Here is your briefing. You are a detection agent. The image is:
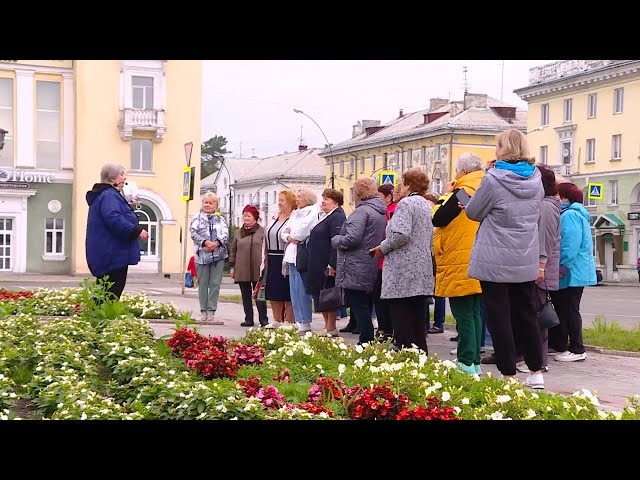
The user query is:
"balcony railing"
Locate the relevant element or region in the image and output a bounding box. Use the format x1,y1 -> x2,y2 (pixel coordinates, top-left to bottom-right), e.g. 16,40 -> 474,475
119,108 -> 166,142
550,164 -> 572,177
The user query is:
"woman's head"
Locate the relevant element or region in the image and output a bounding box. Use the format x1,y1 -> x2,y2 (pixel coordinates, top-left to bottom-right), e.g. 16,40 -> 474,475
353,177 -> 378,203
377,184 -> 395,205
101,164 -> 126,190
401,167 -> 430,196
495,129 -> 534,164
557,182 -> 583,204
242,204 -> 260,225
321,188 -> 343,212
296,188 -> 317,209
536,164 -> 558,197
201,191 -> 219,214
278,189 -> 297,213
455,153 -> 483,179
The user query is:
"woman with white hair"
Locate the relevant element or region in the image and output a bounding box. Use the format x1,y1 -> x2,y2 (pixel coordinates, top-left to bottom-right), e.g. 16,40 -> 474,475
190,191 -> 229,324
281,188 -> 319,334
431,152 -> 484,374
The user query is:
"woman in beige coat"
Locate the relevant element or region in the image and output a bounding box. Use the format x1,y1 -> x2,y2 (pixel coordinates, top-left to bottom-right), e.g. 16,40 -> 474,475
229,205 -> 269,327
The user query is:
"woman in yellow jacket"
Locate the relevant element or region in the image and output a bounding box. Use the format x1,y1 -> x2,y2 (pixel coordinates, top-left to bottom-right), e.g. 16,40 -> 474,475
432,153 -> 484,375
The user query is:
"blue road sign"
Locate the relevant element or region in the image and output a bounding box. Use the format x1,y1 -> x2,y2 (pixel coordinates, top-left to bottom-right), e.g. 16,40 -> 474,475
379,171 -> 396,186
587,183 -> 603,200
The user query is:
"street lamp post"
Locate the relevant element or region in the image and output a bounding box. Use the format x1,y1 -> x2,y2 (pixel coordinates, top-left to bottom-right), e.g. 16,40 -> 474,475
218,157 -> 234,229
293,109 -> 335,189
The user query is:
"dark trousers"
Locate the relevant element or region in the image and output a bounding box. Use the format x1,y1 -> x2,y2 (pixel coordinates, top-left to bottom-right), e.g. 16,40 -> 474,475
373,270 -> 393,335
425,296 -> 446,331
98,266 -> 128,301
345,288 -> 374,344
514,287 -> 549,367
238,281 -> 268,326
388,295 -> 428,353
548,287 -> 585,354
480,281 -> 542,375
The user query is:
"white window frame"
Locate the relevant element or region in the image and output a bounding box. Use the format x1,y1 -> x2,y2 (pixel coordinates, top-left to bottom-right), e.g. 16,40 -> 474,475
383,153 -> 388,169
350,159 -> 355,176
0,78 -> 14,167
541,103 -> 549,126
359,157 -> 365,173
0,217 -> 13,271
120,60 -> 166,111
614,88 -> 624,114
585,187 -> 597,207
434,178 -> 443,195
586,139 -> 596,163
563,99 -> 572,123
587,93 -> 597,118
35,80 -> 62,170
421,147 -> 427,165
370,155 -> 376,172
339,160 -> 344,177
130,139 -> 153,172
610,180 -> 619,206
132,76 -> 154,110
539,145 -> 548,165
407,149 -> 413,168
43,217 -> 66,261
612,134 -> 622,160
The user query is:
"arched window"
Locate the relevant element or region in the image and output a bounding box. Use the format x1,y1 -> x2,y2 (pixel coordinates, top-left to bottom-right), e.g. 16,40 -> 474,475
134,203 -> 158,257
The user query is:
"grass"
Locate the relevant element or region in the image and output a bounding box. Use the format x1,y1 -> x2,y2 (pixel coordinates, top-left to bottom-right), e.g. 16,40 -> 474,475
583,316 -> 640,352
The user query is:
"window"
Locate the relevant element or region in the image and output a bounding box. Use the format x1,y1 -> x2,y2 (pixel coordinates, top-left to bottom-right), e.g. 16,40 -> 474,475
132,76 -> 154,110
273,191 -> 276,204
44,217 -> 64,255
349,187 -> 354,204
36,81 -> 61,170
584,187 -> 597,207
350,159 -> 355,176
339,161 -> 344,177
359,157 -> 365,173
0,78 -> 14,167
383,153 -> 388,169
421,146 -> 427,165
541,103 -> 549,126
370,155 -> 376,172
407,149 -> 413,168
134,204 -> 158,256
612,134 -> 622,160
561,141 -> 571,165
563,99 -> 572,122
586,139 -> 596,163
0,218 -> 12,270
396,152 -> 401,172
434,178 -> 443,194
587,94 -> 597,118
614,88 -> 624,114
610,180 -> 618,205
540,146 -> 548,165
130,139 -> 153,171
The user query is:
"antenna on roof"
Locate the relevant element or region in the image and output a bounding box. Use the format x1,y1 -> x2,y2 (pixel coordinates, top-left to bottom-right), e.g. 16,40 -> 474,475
239,142 -> 243,158
462,66 -> 470,94
498,60 -> 505,100
299,126 -> 304,146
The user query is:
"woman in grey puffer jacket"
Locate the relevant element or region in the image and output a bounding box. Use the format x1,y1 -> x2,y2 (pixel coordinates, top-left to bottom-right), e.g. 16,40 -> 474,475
331,177 -> 386,345
465,129 -> 545,389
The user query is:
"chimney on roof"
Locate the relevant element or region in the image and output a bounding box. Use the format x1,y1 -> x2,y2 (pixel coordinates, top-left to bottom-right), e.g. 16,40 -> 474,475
450,101 -> 465,117
298,144 -> 308,151
398,108 -> 404,118
352,121 -> 363,138
429,98 -> 449,111
463,93 -> 488,110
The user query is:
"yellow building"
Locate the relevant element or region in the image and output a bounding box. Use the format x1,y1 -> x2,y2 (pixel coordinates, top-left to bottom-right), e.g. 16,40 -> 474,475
0,60 -> 202,275
515,60 -> 640,282
322,94 -> 527,215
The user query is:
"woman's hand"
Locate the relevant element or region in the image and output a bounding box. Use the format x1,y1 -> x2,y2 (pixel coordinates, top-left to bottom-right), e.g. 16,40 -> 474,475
369,245 -> 384,259
139,229 -> 149,241
327,266 -> 336,277
230,268 -> 235,280
537,269 -> 545,282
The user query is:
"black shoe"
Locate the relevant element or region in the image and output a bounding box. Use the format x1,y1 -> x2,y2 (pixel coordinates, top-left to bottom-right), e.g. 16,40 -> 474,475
480,353 -> 497,364
450,335 -> 458,342
339,323 -> 356,333
427,326 -> 444,334
240,321 -> 255,327
352,328 -> 360,335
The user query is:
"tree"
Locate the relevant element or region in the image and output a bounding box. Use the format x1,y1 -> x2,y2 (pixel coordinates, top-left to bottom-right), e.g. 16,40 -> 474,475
201,135 -> 231,179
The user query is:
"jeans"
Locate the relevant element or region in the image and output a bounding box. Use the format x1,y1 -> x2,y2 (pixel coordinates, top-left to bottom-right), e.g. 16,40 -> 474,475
425,296 -> 446,331
196,261 -> 224,314
288,262 -> 313,324
345,288 -> 374,344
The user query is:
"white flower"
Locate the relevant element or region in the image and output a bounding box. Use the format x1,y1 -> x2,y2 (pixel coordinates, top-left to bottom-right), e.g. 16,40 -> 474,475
354,358 -> 365,369
496,395 -> 511,404
453,406 -> 461,414
442,392 -> 451,402
611,410 -> 623,420
597,410 -> 609,419
355,344 -> 364,354
303,348 -> 313,356
563,402 -> 571,409
369,366 -> 379,373
531,392 -> 539,399
80,412 -> 87,420
461,398 -> 469,405
285,349 -> 294,356
526,409 -> 537,419
490,411 -> 504,420
338,364 -> 346,375
369,355 -> 378,363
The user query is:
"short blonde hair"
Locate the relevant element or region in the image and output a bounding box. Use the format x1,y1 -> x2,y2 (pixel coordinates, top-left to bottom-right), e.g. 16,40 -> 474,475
496,129 -> 534,164
100,164 -> 125,183
202,191 -> 219,205
353,177 -> 378,202
297,188 -> 317,207
279,189 -> 297,211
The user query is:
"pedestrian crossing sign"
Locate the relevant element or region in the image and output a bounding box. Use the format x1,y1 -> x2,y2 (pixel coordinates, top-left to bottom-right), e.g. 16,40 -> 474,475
587,183 -> 603,200
379,171 -> 397,186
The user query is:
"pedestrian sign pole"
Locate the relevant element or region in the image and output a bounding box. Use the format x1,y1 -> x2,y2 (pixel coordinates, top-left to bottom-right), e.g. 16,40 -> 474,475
587,183 -> 603,200
181,142 -> 194,296
379,171 -> 397,186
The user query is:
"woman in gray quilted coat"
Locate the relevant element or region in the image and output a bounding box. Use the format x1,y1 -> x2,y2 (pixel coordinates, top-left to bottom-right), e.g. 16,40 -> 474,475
465,129 -> 545,389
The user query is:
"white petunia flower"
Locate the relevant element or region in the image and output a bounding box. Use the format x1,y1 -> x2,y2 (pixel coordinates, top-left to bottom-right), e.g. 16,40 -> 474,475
285,349 -> 294,356
496,395 -> 511,404
354,358 -> 365,368
490,411 -> 504,420
461,398 -> 469,405
442,392 -> 451,402
338,364 -> 346,375
369,355 -> 377,363
526,409 -> 537,419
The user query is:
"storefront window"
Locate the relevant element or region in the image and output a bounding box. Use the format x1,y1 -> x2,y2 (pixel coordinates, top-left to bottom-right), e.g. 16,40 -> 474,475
134,204 -> 158,257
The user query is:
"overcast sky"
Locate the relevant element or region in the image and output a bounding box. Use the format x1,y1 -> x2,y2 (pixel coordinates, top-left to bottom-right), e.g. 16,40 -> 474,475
202,60 -> 556,159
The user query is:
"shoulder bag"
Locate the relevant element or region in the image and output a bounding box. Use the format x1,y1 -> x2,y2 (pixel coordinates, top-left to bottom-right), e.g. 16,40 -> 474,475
537,280 -> 560,330
317,276 -> 345,312
295,239 -> 309,272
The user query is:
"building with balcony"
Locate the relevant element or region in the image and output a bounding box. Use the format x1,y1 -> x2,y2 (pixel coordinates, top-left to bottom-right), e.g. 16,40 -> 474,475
515,60 -> 640,282
0,60 -> 202,275
322,93 -> 527,214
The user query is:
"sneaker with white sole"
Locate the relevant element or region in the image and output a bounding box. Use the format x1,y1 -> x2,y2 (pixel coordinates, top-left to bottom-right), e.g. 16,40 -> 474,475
450,348 -> 457,355
525,373 -> 545,389
297,322 -> 312,334
516,361 -> 529,373
200,312 -> 208,322
555,352 -> 586,362
554,350 -> 571,359
264,321 -> 284,329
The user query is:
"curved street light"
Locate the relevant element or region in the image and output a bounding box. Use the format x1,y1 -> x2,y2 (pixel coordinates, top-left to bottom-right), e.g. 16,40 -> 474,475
293,109 -> 335,189
217,157 -> 234,229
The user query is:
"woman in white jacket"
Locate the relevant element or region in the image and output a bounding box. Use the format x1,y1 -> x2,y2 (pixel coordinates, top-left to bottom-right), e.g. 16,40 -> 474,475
281,188 -> 319,334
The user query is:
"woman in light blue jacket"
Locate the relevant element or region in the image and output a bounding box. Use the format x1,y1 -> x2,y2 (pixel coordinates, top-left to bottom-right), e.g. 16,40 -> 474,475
549,182 -> 596,363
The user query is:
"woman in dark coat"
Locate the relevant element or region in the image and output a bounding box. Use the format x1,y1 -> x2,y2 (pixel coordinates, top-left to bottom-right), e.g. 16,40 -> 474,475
306,189 -> 347,336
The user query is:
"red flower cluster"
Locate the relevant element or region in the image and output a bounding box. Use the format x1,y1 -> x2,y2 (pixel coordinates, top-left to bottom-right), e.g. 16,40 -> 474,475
183,343 -> 239,379
0,290 -> 34,301
232,343 -> 265,366
272,368 -> 291,383
296,402 -> 335,417
395,397 -> 460,420
73,303 -> 81,315
167,328 -> 209,358
238,376 -> 263,397
308,376 -> 347,404
237,376 -> 284,409
346,382 -> 410,420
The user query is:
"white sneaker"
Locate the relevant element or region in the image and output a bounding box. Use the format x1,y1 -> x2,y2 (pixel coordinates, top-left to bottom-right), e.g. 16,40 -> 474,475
525,373 -> 545,389
554,350 -> 571,358
555,352 -> 587,362
516,361 -> 529,373
264,321 -> 284,329
200,312 -> 208,322
297,322 -> 312,334
450,348 -> 457,355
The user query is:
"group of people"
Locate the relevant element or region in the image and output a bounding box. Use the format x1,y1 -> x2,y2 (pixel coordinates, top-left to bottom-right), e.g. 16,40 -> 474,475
86,128 -> 598,390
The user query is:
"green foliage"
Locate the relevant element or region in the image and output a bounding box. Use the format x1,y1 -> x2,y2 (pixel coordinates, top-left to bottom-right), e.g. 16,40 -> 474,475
583,316 -> 640,352
201,135 -> 230,179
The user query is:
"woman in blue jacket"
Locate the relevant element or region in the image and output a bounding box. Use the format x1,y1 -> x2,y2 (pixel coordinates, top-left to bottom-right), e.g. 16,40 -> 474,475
85,164 -> 148,300
549,182 -> 597,362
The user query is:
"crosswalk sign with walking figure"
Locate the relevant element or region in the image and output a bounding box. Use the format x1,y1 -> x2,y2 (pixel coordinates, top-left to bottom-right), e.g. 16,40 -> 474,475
587,182 -> 603,200
379,171 -> 397,186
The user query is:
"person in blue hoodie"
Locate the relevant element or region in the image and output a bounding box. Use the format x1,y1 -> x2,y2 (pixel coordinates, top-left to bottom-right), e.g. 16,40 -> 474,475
549,182 -> 596,362
85,164 -> 148,300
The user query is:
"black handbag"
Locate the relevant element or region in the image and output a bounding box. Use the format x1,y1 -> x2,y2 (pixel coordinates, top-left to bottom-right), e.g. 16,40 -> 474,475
317,276 -> 345,312
295,240 -> 308,272
537,282 -> 560,330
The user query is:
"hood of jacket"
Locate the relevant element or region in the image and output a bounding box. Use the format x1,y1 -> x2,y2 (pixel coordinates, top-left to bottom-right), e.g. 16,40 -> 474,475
357,195 -> 387,215
562,201 -> 591,221
86,183 -> 117,206
487,165 -> 542,200
454,169 -> 484,192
